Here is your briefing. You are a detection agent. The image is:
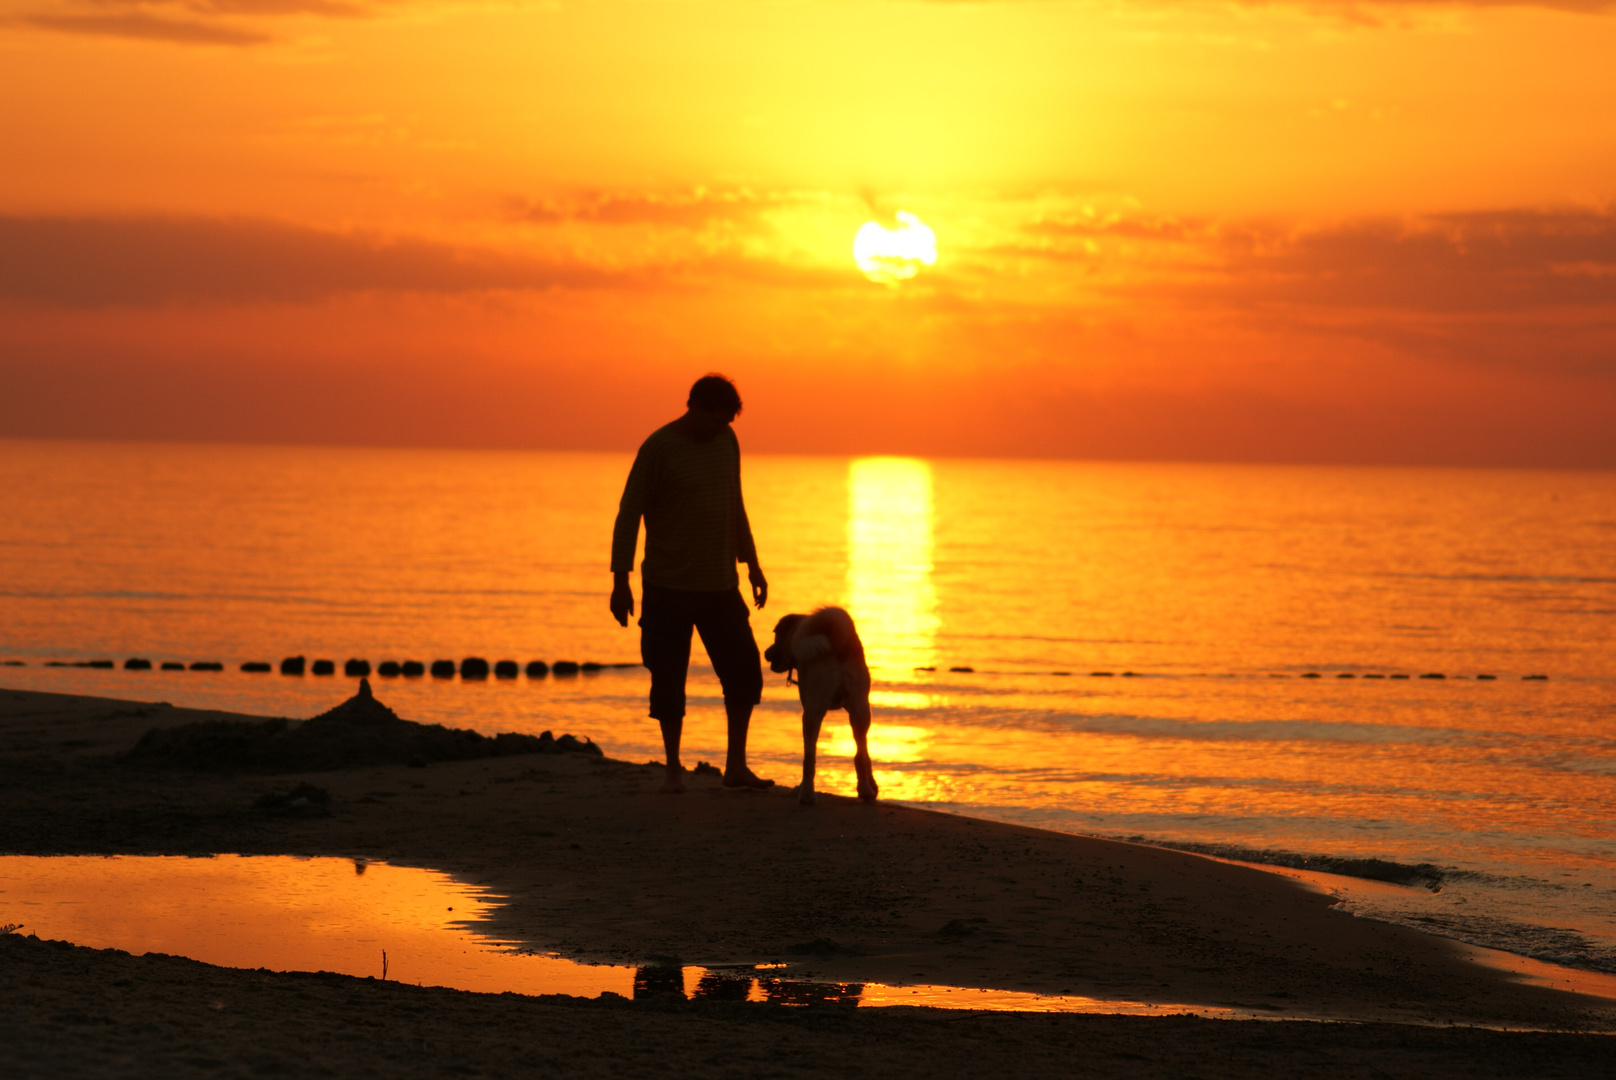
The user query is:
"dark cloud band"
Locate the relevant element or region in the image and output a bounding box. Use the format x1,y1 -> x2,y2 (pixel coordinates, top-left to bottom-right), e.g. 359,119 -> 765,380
14,12 -> 273,44
1030,208 -> 1616,315
14,0 -> 1614,51
0,217 -> 620,307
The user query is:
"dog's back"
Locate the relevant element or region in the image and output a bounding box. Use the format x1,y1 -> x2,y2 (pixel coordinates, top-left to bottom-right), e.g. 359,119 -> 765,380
795,606 -> 865,669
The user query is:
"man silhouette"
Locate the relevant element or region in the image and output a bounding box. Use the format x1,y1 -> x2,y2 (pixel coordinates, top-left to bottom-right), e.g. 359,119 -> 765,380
610,374 -> 772,793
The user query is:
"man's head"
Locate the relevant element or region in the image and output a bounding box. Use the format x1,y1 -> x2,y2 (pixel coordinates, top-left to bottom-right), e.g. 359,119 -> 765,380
688,374 -> 741,418
683,374 -> 742,439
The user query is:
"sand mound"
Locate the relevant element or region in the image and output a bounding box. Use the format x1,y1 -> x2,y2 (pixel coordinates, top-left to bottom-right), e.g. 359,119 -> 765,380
125,679 -> 601,771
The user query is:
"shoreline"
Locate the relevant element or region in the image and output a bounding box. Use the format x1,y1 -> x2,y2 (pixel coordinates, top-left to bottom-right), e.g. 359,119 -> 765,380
1212,859 -> 1616,1004
4,683 -> 1616,1074
6,659 -> 1612,985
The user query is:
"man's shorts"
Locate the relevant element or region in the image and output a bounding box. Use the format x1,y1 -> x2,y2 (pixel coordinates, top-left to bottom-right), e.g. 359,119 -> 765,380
639,584 -> 763,722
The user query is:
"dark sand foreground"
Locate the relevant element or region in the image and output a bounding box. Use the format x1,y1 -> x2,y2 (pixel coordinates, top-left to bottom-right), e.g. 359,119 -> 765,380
2,686 -> 1612,1078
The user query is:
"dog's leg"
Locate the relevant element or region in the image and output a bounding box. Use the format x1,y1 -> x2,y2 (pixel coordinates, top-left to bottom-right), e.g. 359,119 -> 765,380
848,695 -> 878,802
799,705 -> 827,806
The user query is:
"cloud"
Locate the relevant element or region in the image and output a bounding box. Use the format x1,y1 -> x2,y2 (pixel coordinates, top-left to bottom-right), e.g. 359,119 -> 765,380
10,204 -> 1614,388
1033,213 -> 1195,245
1208,210 -> 1616,376
0,213 -> 851,307
14,10 -> 273,43
14,0 -> 1616,52
1004,203 -> 1616,376
0,216 -> 626,306
8,0 -> 378,45
507,189 -> 813,229
1304,0 -> 1616,13
924,0 -> 1616,16
184,0 -> 369,14
1212,210 -> 1616,313
1024,206 -> 1616,314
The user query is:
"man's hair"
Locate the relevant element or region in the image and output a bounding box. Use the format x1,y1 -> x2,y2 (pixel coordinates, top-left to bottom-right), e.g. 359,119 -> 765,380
688,374 -> 742,417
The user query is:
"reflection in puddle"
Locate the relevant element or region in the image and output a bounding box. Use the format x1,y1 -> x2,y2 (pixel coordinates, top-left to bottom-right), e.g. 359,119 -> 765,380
631,967 -> 1233,1015
633,966 -> 865,1006
1,855 -> 1236,1016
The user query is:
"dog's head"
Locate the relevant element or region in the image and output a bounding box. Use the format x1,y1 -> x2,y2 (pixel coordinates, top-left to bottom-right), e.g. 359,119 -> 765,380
763,614 -> 808,674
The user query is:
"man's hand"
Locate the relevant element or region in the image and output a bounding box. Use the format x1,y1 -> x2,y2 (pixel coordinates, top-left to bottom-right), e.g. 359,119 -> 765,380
747,562 -> 768,609
610,573 -> 635,627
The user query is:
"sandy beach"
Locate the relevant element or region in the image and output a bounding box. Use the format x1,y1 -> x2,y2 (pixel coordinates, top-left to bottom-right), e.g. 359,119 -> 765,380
3,684 -> 1613,1078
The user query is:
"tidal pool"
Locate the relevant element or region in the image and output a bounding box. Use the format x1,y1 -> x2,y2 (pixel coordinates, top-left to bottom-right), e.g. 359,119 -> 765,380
0,854 -> 1237,1015
0,854 -> 627,997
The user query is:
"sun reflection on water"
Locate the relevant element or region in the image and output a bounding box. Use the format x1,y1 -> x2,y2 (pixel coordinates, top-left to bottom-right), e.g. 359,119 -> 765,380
825,722 -> 933,763
868,690 -> 937,710
845,457 -> 939,677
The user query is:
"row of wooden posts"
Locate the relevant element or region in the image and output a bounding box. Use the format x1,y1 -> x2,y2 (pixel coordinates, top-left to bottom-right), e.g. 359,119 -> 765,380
273,657 -> 636,678
12,658 -> 1548,680
25,657 -> 634,678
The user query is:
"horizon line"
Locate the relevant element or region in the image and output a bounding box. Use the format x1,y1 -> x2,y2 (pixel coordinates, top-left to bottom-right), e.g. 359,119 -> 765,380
1,433 -> 1612,473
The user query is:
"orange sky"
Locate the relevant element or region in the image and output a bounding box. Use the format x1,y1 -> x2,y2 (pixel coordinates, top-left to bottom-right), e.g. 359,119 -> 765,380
2,0 -> 1613,464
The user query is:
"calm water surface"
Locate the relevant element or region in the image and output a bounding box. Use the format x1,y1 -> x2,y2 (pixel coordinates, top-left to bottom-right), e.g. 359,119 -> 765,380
1,439 -> 1612,973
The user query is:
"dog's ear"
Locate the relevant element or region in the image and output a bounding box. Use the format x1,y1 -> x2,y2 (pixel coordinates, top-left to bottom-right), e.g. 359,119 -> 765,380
766,614 -> 806,673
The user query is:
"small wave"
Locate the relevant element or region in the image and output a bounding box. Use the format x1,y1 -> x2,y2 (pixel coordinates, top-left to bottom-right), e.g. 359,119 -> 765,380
1397,912 -> 1616,975
1117,837 -> 1448,890
927,707 -> 1466,746
1378,571 -> 1616,586
1127,839 -> 1616,977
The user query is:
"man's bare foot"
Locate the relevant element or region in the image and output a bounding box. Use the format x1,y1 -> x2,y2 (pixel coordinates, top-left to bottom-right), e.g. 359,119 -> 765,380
797,784 -> 817,806
659,765 -> 686,794
722,766 -> 775,790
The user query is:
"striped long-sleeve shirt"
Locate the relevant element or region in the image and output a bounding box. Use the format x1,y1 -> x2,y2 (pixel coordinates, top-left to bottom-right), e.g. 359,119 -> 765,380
610,421 -> 758,591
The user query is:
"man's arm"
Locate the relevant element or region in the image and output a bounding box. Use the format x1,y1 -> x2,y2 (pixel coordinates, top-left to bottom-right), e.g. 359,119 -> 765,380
610,571 -> 634,627
610,445 -> 654,627
734,438 -> 766,609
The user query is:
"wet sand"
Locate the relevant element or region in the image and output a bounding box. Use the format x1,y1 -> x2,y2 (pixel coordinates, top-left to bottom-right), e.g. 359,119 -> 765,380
3,685 -> 1613,1077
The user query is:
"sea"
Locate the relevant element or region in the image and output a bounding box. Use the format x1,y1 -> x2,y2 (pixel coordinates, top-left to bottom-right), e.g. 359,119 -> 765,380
2,438 -> 1612,976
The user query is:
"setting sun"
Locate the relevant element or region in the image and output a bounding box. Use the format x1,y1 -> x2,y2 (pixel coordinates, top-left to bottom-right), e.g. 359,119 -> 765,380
852,211 -> 938,285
